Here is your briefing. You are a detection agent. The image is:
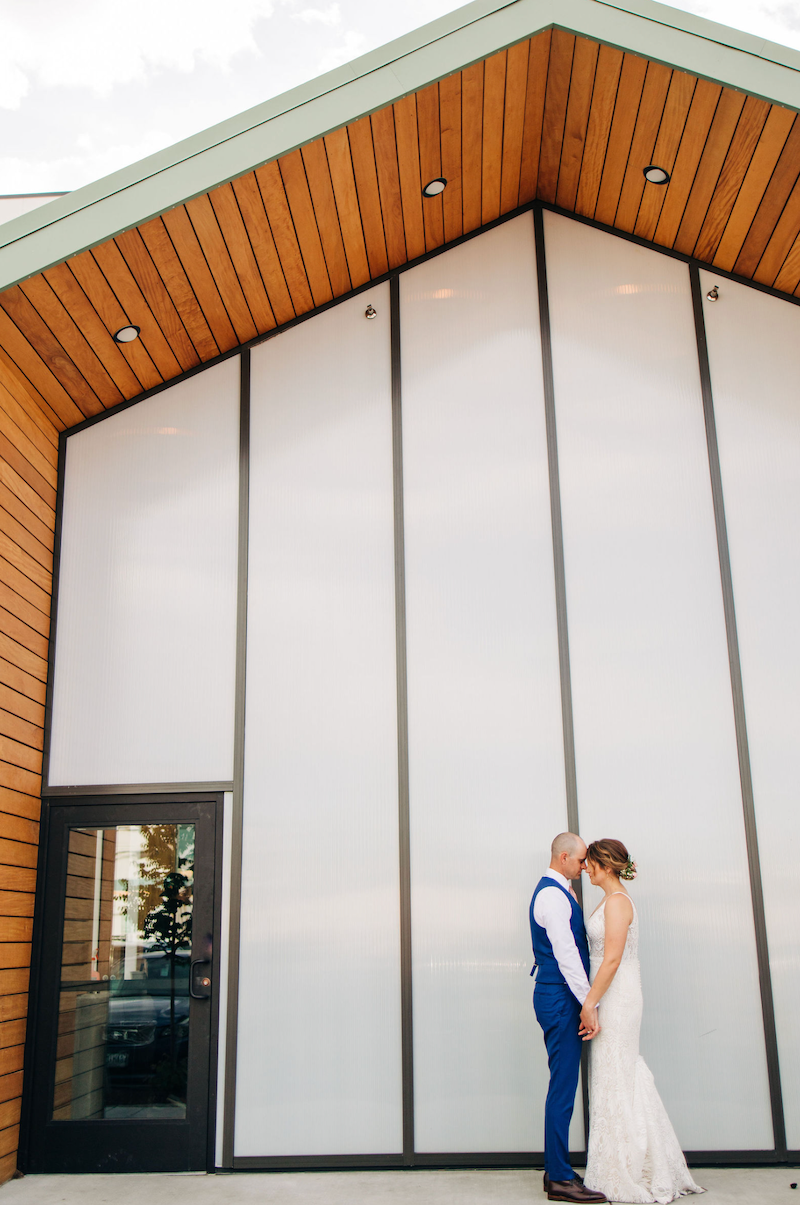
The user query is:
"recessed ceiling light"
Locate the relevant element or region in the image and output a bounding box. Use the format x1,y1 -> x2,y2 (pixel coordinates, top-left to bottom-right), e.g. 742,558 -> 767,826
643,165 -> 670,185
422,177 -> 447,197
113,324 -> 140,343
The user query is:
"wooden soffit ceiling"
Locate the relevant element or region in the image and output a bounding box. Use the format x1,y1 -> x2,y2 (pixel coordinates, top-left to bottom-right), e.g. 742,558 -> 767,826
2,26 -> 800,432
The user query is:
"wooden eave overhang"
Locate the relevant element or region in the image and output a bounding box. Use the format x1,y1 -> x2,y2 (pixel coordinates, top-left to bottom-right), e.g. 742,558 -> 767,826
1,0 -> 800,435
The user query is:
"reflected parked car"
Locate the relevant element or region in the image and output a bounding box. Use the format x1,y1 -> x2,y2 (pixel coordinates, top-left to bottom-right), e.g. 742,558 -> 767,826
104,949 -> 190,1103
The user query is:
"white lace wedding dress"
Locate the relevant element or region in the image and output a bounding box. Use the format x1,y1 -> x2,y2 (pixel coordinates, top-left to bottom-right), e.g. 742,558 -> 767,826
583,894 -> 704,1204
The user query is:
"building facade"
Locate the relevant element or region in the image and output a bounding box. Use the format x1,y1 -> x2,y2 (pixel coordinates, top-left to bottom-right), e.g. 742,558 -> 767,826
0,0 -> 799,1180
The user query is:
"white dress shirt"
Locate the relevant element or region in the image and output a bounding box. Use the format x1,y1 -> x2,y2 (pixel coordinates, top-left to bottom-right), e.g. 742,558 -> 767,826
532,870 -> 591,1004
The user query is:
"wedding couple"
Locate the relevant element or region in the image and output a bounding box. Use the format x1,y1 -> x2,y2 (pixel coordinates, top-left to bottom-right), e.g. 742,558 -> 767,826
530,832 -> 705,1204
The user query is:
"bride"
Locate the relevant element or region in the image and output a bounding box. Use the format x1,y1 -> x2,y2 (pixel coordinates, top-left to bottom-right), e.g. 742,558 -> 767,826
578,839 -> 704,1204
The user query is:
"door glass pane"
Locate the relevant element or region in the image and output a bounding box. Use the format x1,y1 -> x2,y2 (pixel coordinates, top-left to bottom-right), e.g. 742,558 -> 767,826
54,823 -> 195,1121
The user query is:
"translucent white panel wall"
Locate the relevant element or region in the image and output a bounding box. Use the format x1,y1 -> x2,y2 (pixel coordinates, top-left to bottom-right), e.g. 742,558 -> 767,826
49,359 -> 240,785
401,215 -> 572,1153
700,270 -> 800,1149
236,285 -> 402,1156
544,211 -> 773,1149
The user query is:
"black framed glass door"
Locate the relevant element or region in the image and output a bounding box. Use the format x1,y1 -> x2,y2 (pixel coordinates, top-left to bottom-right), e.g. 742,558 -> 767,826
24,795 -> 221,1173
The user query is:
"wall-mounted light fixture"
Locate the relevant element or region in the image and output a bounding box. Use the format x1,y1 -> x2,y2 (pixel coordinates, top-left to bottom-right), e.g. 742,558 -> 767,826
365,304 -> 377,320
642,165 -> 670,185
113,325 -> 141,343
422,178 -> 447,197
706,285 -> 720,302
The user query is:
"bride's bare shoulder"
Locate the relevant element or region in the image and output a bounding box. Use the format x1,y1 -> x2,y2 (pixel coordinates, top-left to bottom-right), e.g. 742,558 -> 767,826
605,892 -> 634,923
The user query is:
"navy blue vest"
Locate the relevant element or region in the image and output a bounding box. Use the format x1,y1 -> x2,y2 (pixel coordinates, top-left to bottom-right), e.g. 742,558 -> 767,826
529,875 -> 590,984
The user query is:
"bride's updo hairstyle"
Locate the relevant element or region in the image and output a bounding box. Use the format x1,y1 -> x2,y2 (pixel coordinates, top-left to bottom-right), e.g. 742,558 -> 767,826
586,838 -> 637,881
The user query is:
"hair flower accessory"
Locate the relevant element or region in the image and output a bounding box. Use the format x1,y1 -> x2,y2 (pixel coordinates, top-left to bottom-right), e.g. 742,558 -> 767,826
620,858 -> 637,881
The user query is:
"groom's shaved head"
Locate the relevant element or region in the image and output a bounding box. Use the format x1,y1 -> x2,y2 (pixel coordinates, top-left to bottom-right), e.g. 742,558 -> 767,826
549,832 -> 587,881
551,832 -> 583,859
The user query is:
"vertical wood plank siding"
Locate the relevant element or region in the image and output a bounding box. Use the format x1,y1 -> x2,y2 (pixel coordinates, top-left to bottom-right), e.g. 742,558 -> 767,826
0,353 -> 56,1183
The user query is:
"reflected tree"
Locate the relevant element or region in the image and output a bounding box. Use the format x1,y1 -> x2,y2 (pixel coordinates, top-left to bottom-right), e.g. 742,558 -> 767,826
144,871 -> 192,1097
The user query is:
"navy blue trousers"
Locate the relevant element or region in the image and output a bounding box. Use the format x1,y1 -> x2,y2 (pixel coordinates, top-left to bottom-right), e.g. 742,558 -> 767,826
534,982 -> 582,1183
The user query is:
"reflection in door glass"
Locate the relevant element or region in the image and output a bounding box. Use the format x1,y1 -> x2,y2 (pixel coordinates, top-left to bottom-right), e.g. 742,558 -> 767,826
54,824 -> 194,1120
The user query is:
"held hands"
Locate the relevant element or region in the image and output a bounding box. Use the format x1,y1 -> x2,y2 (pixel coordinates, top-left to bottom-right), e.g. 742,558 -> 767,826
579,1000 -> 600,1041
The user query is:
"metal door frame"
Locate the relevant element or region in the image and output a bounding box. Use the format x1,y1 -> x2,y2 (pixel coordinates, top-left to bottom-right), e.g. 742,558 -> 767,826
20,793 -> 224,1174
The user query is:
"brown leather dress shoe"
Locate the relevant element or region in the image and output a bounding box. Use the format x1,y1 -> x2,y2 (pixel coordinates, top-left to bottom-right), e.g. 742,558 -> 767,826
546,1180 -> 607,1203
543,1172 -> 584,1192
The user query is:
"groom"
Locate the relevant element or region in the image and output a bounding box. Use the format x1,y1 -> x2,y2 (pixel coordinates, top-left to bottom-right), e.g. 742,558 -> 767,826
530,833 -> 607,1204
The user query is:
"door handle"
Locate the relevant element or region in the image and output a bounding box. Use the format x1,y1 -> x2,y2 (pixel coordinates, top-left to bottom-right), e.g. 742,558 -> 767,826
190,958 -> 212,999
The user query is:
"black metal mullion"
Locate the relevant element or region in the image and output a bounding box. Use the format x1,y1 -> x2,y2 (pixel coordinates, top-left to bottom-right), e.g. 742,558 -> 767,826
690,265 -> 786,1158
533,205 -> 580,839
532,203 -> 589,1147
221,349 -> 251,1167
231,1148 -> 795,1170
40,430 -> 68,793
390,274 -> 415,1163
43,780 -> 233,796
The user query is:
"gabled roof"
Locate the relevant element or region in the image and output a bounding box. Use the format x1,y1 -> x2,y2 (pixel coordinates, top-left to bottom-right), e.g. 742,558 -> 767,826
1,0 -> 799,429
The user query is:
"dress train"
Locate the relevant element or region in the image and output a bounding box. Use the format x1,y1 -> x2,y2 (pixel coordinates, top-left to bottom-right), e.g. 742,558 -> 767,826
583,896 -> 704,1204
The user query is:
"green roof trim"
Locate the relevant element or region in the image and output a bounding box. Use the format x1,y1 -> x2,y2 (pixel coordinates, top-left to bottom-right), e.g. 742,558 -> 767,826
1,0 -> 799,294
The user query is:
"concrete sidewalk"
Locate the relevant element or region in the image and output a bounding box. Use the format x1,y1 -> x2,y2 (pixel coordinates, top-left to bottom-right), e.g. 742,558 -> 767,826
2,1168 -> 798,1205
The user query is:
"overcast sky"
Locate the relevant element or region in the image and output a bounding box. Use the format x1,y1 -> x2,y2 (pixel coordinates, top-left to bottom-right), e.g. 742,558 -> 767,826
1,0 -> 799,196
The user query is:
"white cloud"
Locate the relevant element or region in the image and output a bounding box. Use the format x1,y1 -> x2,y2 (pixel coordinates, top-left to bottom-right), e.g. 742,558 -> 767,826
768,2 -> 800,32
0,0 -> 276,109
0,129 -> 175,192
0,59 -> 28,110
674,0 -> 800,49
2,0 -> 799,196
2,0 -> 799,118
316,29 -> 367,73
293,4 -> 341,26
